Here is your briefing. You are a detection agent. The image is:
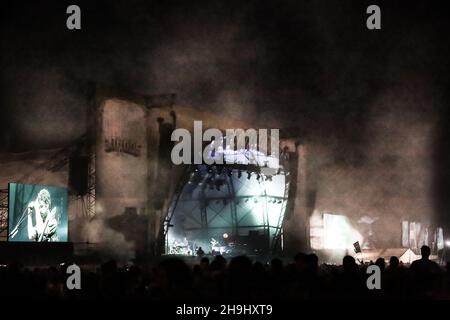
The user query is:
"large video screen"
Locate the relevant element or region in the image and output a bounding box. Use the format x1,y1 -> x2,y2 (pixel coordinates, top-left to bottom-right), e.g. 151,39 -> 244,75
8,183 -> 68,242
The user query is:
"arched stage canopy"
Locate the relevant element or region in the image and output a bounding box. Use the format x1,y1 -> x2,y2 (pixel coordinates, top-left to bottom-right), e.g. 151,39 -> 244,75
163,161 -> 290,256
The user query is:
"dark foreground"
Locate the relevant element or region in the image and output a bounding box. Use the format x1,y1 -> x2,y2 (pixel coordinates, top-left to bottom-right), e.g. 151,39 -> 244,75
1,252 -> 449,300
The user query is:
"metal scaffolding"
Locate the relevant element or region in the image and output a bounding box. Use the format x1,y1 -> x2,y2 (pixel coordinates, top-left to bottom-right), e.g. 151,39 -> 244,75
71,150 -> 96,220
163,163 -> 291,255
0,189 -> 8,240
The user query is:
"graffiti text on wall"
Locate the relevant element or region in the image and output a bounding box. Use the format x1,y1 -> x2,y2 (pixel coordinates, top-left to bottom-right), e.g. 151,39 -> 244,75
104,137 -> 142,157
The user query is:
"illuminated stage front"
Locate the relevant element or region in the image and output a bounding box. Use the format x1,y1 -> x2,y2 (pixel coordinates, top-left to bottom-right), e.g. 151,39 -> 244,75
163,164 -> 290,256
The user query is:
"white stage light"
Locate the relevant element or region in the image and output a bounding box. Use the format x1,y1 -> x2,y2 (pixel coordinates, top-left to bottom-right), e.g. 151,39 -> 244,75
323,213 -> 363,250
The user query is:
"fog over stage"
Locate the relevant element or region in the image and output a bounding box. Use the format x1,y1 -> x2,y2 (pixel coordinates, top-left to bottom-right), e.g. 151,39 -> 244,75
0,86 -> 444,266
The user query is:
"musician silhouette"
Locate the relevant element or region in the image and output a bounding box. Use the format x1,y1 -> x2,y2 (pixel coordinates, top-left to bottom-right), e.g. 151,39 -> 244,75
27,189 -> 58,242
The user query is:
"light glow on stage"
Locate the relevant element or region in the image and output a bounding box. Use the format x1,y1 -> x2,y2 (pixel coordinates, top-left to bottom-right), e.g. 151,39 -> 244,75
164,162 -> 289,256
323,213 -> 363,250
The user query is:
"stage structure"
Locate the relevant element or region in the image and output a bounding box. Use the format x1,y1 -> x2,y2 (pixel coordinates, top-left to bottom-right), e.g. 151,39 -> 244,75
0,83 -> 311,259
162,137 -> 292,256
0,189 -> 7,240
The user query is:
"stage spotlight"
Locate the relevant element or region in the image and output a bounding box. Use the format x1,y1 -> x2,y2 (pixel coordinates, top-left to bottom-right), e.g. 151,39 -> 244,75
446,240 -> 450,247
227,169 -> 233,177
223,233 -> 229,239
277,200 -> 282,204
245,198 -> 249,203
247,171 -> 252,179
238,170 -> 242,178
256,174 -> 261,181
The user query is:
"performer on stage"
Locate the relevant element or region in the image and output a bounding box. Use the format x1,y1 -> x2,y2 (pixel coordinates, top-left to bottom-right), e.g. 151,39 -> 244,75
27,189 -> 58,242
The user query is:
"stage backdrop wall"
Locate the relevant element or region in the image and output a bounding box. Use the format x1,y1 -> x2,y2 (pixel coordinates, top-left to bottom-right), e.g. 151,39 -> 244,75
96,98 -> 148,217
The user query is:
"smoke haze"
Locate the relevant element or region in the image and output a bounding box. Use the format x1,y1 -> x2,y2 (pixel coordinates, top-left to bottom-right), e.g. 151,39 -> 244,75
1,1 -> 449,249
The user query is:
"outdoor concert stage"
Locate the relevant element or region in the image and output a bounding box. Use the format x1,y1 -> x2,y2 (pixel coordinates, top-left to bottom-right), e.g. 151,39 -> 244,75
0,88 -> 443,262
0,242 -> 74,266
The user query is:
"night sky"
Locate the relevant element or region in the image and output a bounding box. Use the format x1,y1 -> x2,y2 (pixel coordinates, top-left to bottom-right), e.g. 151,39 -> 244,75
1,1 -> 449,227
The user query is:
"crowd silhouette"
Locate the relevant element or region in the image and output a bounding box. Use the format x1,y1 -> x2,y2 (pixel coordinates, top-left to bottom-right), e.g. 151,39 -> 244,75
1,245 -> 449,300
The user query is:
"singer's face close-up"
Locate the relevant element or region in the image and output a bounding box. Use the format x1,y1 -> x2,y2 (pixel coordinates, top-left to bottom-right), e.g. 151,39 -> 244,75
38,200 -> 49,213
